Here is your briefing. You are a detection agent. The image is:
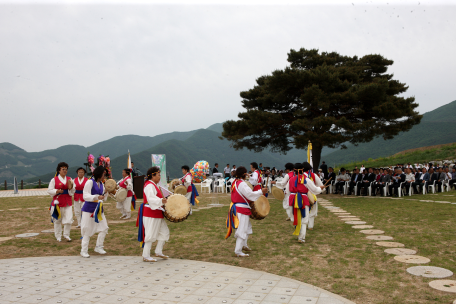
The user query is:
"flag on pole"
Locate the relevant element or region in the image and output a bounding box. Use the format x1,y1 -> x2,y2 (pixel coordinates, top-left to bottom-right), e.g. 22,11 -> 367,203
307,141 -> 313,165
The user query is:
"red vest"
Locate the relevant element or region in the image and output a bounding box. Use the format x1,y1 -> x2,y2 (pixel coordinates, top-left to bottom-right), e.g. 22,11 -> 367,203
119,176 -> 133,197
143,181 -> 164,218
288,174 -> 310,207
181,173 -> 192,192
252,170 -> 263,191
74,177 -> 88,202
230,180 -> 252,216
53,176 -> 72,207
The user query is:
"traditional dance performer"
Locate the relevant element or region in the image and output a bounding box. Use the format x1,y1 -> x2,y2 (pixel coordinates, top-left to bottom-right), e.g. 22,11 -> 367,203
181,165 -> 198,214
288,163 -> 324,243
272,163 -> 294,221
137,166 -> 170,262
226,166 -> 268,257
47,162 -> 74,242
249,162 -> 263,192
80,166 -> 109,258
117,168 -> 134,219
73,167 -> 88,228
307,165 -> 323,231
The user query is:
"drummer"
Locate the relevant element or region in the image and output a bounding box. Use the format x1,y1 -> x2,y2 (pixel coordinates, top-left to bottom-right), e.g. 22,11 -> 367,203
181,165 -> 198,214
73,167 -> 88,228
117,168 -> 134,220
137,166 -> 170,262
81,166 -> 109,258
288,162 -> 324,243
226,166 -> 268,257
249,162 -> 264,192
47,162 -> 74,242
271,163 -> 294,221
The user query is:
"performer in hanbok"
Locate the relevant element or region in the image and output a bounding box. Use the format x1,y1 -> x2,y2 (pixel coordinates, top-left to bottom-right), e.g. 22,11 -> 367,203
80,166 -> 109,258
181,165 -> 198,214
271,163 -> 294,221
137,166 -> 170,262
249,162 -> 264,192
288,163 -> 324,243
73,167 -> 88,228
47,162 -> 74,242
226,166 -> 268,257
307,164 -> 324,231
117,168 -> 134,219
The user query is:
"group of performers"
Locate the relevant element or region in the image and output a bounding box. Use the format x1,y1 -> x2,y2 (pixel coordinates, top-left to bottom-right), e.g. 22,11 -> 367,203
47,160 -> 324,260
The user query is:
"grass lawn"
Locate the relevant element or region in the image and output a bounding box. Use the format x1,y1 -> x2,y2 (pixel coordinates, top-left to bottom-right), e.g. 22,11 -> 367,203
0,190 -> 455,304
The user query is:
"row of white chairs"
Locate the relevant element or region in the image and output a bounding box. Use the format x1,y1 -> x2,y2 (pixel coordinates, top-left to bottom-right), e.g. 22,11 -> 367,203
327,179 -> 453,197
200,176 -> 285,194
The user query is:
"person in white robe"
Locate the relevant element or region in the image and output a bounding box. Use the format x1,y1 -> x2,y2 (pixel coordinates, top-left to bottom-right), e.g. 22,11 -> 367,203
117,169 -> 134,219
181,165 -> 193,214
308,174 -> 324,230
47,162 -> 75,242
271,163 -> 294,221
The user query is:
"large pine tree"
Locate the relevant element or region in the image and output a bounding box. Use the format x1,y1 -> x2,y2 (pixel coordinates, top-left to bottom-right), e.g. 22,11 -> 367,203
222,48 -> 422,169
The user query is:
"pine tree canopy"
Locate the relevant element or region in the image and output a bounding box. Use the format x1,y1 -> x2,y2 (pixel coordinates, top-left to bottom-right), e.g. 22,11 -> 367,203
222,48 -> 422,169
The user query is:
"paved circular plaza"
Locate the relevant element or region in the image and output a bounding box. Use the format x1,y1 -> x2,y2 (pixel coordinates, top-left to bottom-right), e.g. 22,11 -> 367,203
0,256 -> 354,304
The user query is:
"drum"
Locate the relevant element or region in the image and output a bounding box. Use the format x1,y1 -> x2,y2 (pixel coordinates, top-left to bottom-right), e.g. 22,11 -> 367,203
271,186 -> 285,200
245,181 -> 253,190
168,179 -> 182,192
308,193 -> 317,206
174,185 -> 188,196
249,196 -> 270,220
115,188 -> 128,202
67,179 -> 74,190
164,194 -> 191,222
105,179 -> 117,193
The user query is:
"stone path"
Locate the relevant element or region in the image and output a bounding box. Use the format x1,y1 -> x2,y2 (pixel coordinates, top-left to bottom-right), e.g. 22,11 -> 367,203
318,197 -> 455,297
0,190 -> 49,197
0,256 -> 355,304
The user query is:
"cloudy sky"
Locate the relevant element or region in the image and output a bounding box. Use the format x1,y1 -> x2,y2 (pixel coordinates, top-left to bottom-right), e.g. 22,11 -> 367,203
1,0 -> 455,152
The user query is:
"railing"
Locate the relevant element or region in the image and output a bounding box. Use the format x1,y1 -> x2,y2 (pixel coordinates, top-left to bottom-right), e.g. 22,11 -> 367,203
1,179 -> 48,191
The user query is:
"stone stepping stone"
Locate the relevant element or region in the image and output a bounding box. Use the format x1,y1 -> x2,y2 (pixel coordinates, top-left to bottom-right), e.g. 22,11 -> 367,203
325,206 -> 340,209
394,255 -> 430,264
336,213 -> 351,215
420,200 -> 435,202
338,215 -> 357,218
443,195 -> 454,196
429,280 -> 456,293
0,237 -> 13,242
41,229 -> 55,233
330,210 -> 347,213
345,221 -> 366,225
376,241 -> 405,248
435,201 -> 451,204
15,233 -> 39,238
208,204 -> 224,207
340,218 -> 361,221
366,235 -> 393,241
9,208 -> 21,211
360,229 -> 384,235
353,225 -> 374,229
407,266 -> 453,278
385,248 -> 417,255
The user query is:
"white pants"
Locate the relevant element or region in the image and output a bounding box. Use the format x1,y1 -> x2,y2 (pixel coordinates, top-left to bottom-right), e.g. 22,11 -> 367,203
185,192 -> 192,213
298,206 -> 310,240
80,211 -> 109,254
73,200 -> 84,226
52,205 -> 73,240
308,202 -> 318,229
142,217 -> 170,258
117,197 -> 132,218
283,193 -> 293,219
234,213 -> 252,255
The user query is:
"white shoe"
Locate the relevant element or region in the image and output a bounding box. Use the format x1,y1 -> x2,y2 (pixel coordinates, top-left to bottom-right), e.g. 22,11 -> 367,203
155,253 -> 169,259
65,237 -> 72,242
81,252 -> 90,258
76,225 -> 81,228
123,216 -> 131,220
94,247 -> 106,254
143,257 -> 157,262
56,238 -> 61,242
120,215 -> 126,219
298,239 -> 305,243
235,253 -> 249,257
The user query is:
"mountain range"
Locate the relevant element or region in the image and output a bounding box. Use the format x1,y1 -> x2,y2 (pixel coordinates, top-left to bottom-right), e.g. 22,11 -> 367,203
1,99 -> 455,183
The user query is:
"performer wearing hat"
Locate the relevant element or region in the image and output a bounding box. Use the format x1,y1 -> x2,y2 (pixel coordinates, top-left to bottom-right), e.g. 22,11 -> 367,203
181,165 -> 198,214
249,162 -> 264,192
307,165 -> 324,231
226,166 -> 268,257
73,167 -> 89,228
47,162 -> 74,242
81,166 -> 109,258
271,163 -> 295,221
117,168 -> 134,219
137,166 -> 170,262
288,162 -> 324,243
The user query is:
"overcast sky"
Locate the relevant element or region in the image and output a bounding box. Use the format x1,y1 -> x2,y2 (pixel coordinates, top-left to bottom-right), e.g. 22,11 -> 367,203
1,0 -> 455,152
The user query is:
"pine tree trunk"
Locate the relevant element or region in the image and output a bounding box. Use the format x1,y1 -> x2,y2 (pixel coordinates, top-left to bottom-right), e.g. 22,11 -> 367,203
312,144 -> 322,172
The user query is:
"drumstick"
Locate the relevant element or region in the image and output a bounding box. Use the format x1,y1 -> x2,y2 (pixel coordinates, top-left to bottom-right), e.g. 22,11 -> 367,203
323,177 -> 332,187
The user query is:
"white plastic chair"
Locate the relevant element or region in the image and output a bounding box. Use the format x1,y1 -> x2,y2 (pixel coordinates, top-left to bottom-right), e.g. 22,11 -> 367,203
444,180 -> 451,192
225,178 -> 234,193
383,182 -> 390,197
201,179 -> 211,194
402,182 -> 414,196
427,181 -> 436,194
216,179 -> 225,193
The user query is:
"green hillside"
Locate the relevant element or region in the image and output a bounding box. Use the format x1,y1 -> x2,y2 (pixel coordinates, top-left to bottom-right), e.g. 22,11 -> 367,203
323,100 -> 456,166
336,142 -> 456,170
